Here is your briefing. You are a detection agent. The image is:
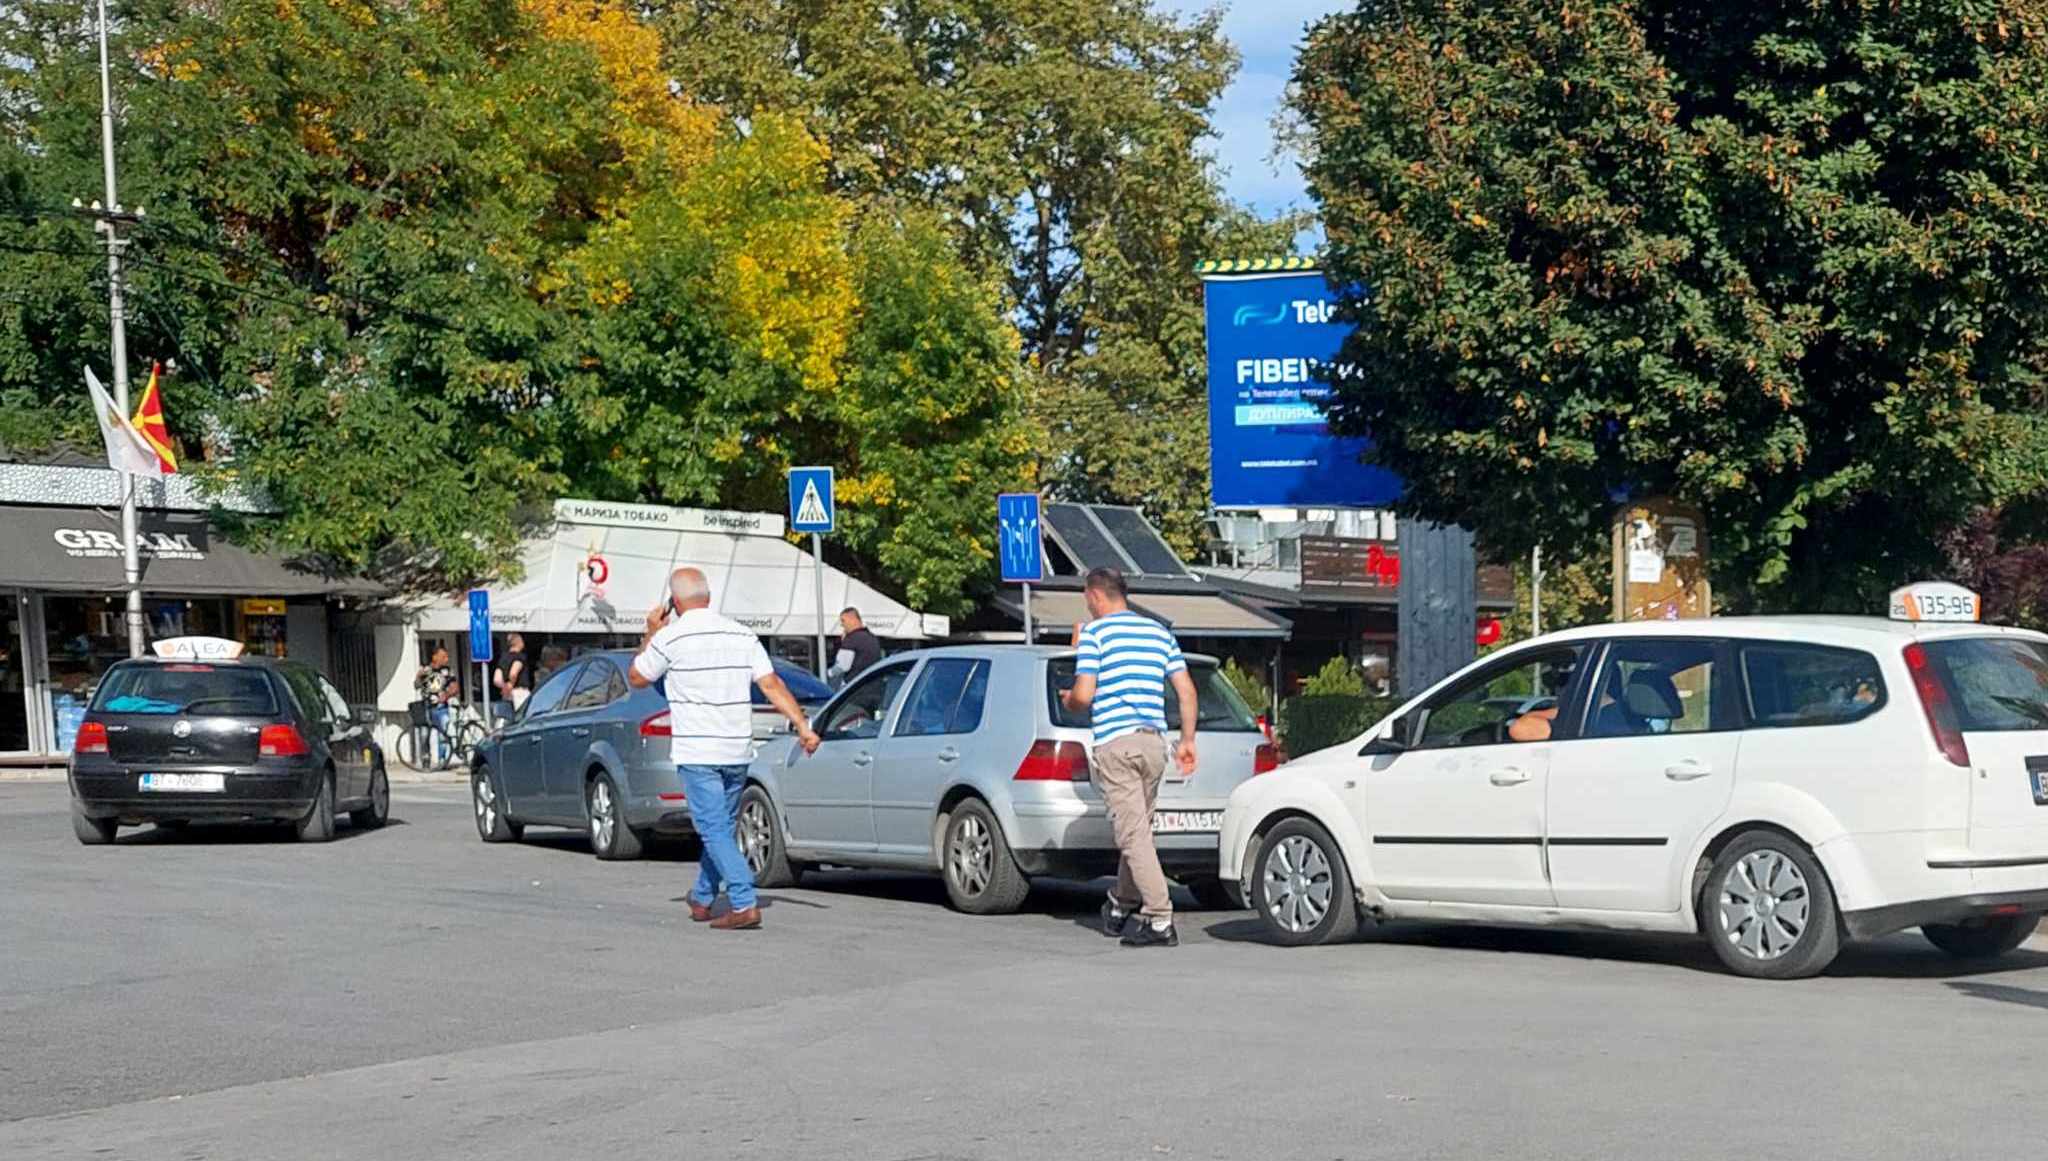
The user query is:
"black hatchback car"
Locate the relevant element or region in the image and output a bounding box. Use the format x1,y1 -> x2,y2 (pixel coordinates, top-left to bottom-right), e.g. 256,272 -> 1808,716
68,657 -> 388,844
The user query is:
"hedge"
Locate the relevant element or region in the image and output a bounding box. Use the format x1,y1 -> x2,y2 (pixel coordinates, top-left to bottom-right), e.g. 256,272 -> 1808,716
1279,693 -> 1401,759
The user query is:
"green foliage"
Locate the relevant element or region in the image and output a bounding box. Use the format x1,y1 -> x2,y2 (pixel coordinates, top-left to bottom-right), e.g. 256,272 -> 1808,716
1299,654 -> 1368,698
1219,657 -> 1273,717
1280,692 -> 1398,757
1294,1 -> 2048,611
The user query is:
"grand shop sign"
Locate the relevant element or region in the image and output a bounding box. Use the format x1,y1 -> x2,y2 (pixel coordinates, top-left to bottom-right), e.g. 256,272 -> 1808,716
53,526 -> 206,561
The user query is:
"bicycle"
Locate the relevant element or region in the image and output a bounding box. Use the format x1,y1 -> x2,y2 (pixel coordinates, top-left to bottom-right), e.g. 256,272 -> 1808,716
395,700 -> 490,773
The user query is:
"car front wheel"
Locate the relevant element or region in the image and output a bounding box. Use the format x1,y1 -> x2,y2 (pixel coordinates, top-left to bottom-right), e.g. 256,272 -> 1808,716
1251,818 -> 1359,946
1922,914 -> 2038,960
1703,831 -> 1841,979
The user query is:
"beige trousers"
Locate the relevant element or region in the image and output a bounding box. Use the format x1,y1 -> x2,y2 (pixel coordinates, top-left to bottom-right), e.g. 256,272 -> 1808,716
1090,730 -> 1171,920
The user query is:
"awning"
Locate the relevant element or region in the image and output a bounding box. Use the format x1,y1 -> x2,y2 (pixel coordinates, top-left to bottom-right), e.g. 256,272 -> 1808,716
414,516 -> 948,639
994,588 -> 1290,640
0,504 -> 379,597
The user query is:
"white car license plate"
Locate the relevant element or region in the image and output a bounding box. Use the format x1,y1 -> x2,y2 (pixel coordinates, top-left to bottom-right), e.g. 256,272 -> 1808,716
139,773 -> 225,793
1151,809 -> 1222,834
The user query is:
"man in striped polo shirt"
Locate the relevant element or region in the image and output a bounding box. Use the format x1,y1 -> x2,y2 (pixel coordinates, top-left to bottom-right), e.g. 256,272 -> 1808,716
629,567 -> 820,931
1061,567 -> 1199,948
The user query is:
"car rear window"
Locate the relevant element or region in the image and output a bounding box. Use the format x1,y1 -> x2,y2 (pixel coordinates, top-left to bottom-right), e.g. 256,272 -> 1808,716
1919,637 -> 2048,731
1739,644 -> 1885,728
1047,658 -> 1259,732
91,664 -> 278,716
753,661 -> 833,707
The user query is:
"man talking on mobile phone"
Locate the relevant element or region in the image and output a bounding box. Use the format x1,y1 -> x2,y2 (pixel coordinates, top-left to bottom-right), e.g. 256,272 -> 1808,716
628,567 -> 821,930
1060,567 -> 1199,948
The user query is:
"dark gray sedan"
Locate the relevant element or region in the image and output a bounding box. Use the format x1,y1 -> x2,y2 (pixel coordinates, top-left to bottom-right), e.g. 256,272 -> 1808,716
468,651 -> 831,860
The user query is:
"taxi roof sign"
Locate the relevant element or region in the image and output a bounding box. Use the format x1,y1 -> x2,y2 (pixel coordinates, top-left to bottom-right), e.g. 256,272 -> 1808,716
1888,582 -> 1981,624
150,636 -> 246,660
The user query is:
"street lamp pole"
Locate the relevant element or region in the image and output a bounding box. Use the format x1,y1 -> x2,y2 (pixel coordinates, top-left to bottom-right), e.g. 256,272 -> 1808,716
93,0 -> 145,659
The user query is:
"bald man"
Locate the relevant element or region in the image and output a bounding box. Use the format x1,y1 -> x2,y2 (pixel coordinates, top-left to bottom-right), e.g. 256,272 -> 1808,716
630,567 -> 820,930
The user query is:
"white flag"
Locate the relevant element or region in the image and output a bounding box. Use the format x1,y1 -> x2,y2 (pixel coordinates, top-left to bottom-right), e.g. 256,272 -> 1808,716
85,366 -> 162,478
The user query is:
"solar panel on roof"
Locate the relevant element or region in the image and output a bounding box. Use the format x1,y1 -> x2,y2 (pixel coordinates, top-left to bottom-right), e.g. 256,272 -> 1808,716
1091,506 -> 1187,576
1044,503 -> 1128,573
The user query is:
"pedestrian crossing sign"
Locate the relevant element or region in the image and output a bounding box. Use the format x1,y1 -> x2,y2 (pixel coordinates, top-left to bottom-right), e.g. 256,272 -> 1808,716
789,466 -> 835,534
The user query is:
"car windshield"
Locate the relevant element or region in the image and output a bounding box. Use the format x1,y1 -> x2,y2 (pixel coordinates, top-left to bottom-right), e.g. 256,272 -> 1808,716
1047,658 -> 1259,732
91,664 -> 278,716
1920,637 -> 2048,731
753,661 -> 834,706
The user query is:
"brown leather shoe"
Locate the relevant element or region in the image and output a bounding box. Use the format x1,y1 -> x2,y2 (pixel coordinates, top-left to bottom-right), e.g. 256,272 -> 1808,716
688,900 -> 716,923
709,906 -> 761,930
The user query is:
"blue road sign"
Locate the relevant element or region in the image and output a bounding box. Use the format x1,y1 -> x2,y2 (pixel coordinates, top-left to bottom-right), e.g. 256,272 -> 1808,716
997,492 -> 1043,583
789,466 -> 836,534
1200,269 -> 1402,508
467,589 -> 492,663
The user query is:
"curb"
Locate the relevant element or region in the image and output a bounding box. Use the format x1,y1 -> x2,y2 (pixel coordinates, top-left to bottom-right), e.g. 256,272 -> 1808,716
0,768 -> 65,783
388,769 -> 470,786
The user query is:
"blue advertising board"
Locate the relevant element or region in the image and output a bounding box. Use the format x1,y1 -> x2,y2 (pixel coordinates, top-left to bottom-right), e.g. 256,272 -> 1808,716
1201,269 -> 1402,508
467,589 -> 492,663
996,493 -> 1043,583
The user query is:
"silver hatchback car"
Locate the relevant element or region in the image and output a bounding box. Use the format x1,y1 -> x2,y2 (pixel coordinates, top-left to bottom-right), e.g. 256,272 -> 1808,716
740,645 -> 1278,913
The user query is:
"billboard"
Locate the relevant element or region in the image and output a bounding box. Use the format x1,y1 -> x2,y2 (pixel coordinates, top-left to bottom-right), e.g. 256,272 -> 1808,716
1200,267 -> 1401,509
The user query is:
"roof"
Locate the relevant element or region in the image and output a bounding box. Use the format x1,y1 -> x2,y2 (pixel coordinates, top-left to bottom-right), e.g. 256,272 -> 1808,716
1530,616 -> 2048,648
1041,502 -> 1196,580
989,588 -> 1291,640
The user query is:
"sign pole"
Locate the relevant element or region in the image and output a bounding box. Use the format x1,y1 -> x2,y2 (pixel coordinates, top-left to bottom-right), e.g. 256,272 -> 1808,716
1530,544 -> 1543,637
1021,581 -> 1033,643
811,533 -> 827,679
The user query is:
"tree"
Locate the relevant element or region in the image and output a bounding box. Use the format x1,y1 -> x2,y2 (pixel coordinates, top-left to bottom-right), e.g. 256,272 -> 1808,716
1294,0 -> 2048,611
656,0 -> 1298,553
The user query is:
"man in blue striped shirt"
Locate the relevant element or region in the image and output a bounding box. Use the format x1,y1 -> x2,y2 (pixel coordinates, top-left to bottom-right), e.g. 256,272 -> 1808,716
1061,567 -> 1199,947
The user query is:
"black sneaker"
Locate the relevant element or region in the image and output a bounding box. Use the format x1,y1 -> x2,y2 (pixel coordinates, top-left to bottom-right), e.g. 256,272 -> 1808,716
1120,919 -> 1179,948
1101,899 -> 1134,939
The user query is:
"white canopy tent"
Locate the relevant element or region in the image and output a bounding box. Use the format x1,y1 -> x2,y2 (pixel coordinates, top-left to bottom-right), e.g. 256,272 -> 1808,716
416,500 -> 948,640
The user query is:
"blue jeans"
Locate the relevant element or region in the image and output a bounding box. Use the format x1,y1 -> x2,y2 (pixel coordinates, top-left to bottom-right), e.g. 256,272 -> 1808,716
429,705 -> 450,764
682,764 -> 756,911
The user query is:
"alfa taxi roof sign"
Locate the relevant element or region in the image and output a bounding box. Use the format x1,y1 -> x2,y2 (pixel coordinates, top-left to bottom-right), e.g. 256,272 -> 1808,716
1888,582 -> 1981,624
151,636 -> 246,660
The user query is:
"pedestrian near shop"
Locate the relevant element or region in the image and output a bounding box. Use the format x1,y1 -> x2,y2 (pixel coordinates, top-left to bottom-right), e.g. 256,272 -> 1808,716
1060,567 -> 1199,948
628,566 -> 821,930
414,645 -> 459,765
827,607 -> 883,686
492,632 -> 532,714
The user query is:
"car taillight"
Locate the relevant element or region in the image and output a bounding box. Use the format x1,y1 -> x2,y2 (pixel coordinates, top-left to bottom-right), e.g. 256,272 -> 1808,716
640,710 -> 672,738
1014,739 -> 1089,781
74,721 -> 109,755
259,723 -> 310,758
1254,742 -> 1280,774
1903,643 -> 1970,768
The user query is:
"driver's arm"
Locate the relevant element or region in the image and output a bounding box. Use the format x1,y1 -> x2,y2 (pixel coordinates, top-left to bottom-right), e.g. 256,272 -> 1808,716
1507,707 -> 1556,743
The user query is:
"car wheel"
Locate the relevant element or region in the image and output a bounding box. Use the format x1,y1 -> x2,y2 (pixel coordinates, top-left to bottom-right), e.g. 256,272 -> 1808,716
940,798 -> 1030,915
295,772 -> 336,843
472,765 -> 522,843
351,765 -> 390,830
1184,875 -> 1246,911
738,785 -> 800,888
587,773 -> 644,861
1251,818 -> 1360,946
1703,830 -> 1841,979
1922,914 -> 2038,960
72,809 -> 117,846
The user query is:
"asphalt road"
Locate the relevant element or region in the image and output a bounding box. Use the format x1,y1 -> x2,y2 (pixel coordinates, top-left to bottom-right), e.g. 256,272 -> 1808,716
5,781 -> 2048,1161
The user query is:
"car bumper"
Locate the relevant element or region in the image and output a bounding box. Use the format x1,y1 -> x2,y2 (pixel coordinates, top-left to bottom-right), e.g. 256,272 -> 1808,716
619,760 -> 699,836
1012,840 -> 1223,880
1842,888 -> 2048,941
70,763 -> 324,823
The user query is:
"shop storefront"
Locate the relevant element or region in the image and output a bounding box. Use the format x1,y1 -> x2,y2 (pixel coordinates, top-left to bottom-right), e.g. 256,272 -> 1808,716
0,481 -> 379,760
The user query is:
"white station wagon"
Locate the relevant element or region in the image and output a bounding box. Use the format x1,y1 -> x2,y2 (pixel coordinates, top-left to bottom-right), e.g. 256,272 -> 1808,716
1219,611 -> 2048,978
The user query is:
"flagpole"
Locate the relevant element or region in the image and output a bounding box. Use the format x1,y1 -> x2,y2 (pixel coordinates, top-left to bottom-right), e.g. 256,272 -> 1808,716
93,0 -> 144,658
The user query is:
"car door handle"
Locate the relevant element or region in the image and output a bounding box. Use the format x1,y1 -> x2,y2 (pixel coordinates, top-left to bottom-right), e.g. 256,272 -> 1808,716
1665,759 -> 1713,781
571,727 -> 591,738
1487,767 -> 1532,787
852,752 -> 874,767
936,747 -> 961,763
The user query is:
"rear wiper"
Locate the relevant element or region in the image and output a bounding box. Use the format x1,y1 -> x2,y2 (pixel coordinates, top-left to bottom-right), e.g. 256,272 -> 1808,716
1987,695 -> 2048,727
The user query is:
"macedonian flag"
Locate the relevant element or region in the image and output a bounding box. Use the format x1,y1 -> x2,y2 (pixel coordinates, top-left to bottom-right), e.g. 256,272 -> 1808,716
130,362 -> 177,475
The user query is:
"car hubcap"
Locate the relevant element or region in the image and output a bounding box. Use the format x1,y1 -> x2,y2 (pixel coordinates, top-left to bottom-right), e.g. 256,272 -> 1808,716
590,782 -> 613,850
949,815 -> 993,896
1718,849 -> 1811,961
475,776 -> 496,834
739,800 -> 771,873
1263,835 -> 1333,934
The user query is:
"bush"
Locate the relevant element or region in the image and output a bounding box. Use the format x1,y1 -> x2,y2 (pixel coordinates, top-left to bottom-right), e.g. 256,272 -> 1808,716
1280,692 -> 1400,758
1299,655 -> 1367,698
1219,658 -> 1273,718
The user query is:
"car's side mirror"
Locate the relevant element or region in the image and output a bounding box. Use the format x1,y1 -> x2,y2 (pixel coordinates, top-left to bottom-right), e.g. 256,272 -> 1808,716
1360,716 -> 1411,757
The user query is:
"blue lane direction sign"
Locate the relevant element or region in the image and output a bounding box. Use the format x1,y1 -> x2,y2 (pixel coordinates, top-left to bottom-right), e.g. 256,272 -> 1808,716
467,589 -> 493,663
789,466 -> 836,534
997,493 -> 1044,583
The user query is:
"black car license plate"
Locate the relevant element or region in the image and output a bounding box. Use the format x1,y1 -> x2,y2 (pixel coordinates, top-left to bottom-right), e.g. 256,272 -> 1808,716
2029,757 -> 2048,806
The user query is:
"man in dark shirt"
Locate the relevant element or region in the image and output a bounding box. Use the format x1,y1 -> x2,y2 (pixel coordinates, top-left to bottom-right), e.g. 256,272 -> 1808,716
828,608 -> 883,686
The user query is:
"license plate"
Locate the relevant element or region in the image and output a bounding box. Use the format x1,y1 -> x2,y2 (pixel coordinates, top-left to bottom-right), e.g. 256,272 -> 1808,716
2030,757 -> 2048,806
1151,809 -> 1223,834
139,773 -> 225,793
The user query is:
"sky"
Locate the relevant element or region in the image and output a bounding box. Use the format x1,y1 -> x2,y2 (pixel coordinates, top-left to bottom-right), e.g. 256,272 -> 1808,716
1163,0 -> 1353,216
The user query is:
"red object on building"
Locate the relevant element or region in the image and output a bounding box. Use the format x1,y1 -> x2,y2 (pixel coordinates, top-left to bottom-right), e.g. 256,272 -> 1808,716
1475,617 -> 1503,646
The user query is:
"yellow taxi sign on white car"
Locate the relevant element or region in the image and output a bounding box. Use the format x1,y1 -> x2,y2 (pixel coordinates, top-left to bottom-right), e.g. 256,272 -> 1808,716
1887,582 -> 1981,624
150,636 -> 246,660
